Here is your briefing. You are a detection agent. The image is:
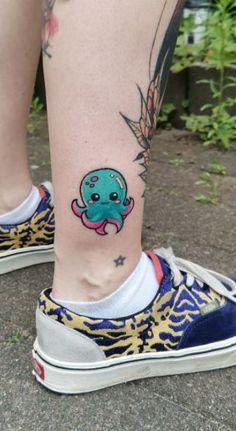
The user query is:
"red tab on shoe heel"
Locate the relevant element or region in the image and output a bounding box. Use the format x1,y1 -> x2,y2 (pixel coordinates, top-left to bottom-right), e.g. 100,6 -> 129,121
145,250 -> 164,284
38,186 -> 46,199
32,356 -> 45,380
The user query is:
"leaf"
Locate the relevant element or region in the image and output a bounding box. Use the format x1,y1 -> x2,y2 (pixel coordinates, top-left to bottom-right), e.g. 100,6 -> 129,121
208,160 -> 227,176
201,104 -> 213,112
194,194 -> 216,205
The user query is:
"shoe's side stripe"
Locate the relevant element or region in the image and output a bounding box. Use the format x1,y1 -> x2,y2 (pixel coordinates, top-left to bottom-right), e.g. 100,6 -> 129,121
0,244 -> 54,259
34,337 -> 236,372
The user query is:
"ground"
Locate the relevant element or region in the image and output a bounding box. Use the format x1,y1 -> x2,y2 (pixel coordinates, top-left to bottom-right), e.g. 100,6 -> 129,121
1,120 -> 236,431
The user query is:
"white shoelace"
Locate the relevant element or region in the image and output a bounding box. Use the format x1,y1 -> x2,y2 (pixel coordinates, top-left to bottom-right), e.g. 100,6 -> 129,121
156,248 -> 236,304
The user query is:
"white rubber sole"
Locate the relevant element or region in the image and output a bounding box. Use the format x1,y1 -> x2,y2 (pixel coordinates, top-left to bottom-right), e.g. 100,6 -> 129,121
32,336 -> 236,394
0,245 -> 54,274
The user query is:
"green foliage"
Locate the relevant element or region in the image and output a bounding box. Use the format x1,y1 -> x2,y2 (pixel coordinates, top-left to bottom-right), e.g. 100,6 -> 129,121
172,15 -> 205,73
28,97 -> 44,135
208,160 -> 227,175
173,0 -> 236,150
194,172 -> 219,205
169,158 -> 185,167
157,103 -> 176,128
183,99 -> 236,149
7,330 -> 28,344
194,193 -> 217,204
205,0 -> 236,69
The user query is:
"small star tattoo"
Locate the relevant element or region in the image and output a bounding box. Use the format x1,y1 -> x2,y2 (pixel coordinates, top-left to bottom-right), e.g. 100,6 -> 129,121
114,255 -> 126,267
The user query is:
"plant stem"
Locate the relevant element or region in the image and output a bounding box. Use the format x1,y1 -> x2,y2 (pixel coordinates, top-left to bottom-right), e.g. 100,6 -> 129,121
218,10 -> 225,110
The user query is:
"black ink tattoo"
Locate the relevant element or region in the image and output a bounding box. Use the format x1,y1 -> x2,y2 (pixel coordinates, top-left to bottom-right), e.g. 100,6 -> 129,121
120,0 -> 185,184
114,255 -> 126,267
42,0 -> 58,58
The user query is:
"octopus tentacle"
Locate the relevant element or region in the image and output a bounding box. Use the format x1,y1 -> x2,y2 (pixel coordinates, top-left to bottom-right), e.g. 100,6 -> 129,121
96,221 -> 108,236
107,217 -> 124,233
122,198 -> 135,217
81,212 -> 106,232
71,199 -> 84,219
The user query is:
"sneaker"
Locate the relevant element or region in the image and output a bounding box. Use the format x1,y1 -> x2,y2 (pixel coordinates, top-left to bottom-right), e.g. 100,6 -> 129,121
0,182 -> 54,275
32,248 -> 236,394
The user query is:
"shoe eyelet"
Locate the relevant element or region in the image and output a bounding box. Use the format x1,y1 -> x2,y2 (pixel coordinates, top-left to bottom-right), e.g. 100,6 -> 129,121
171,275 -> 180,290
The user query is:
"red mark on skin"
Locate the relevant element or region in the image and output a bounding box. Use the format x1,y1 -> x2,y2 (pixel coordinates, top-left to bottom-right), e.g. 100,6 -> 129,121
42,13 -> 59,42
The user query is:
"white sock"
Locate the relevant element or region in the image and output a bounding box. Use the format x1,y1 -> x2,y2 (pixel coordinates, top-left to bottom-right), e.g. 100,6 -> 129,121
0,186 -> 41,225
53,252 -> 159,318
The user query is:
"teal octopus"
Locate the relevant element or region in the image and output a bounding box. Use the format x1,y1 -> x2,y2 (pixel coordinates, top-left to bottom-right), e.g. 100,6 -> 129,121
71,168 -> 134,235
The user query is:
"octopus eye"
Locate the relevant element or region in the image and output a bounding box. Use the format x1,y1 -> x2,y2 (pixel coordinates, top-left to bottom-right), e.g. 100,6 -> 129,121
90,193 -> 100,202
109,192 -> 118,201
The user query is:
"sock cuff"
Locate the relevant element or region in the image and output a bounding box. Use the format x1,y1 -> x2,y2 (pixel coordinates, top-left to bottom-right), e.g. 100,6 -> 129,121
52,252 -> 159,319
0,186 -> 41,225
52,253 -> 145,307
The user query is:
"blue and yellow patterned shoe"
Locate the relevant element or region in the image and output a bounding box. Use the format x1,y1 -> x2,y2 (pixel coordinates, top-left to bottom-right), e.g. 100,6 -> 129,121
0,182 -> 54,274
32,248 -> 236,394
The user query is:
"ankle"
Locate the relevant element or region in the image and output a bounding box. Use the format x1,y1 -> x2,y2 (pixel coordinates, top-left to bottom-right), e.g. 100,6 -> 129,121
0,180 -> 33,214
51,252 -> 159,319
52,250 -> 142,302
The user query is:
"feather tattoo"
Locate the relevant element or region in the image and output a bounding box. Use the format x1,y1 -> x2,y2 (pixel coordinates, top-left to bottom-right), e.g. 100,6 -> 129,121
120,0 -> 185,183
42,0 -> 59,58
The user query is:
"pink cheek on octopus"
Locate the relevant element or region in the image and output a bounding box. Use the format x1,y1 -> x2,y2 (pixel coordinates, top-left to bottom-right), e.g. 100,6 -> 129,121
115,200 -> 121,204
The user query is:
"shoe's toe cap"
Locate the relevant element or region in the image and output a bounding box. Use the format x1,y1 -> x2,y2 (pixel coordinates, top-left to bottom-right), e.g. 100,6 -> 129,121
178,300 -> 236,350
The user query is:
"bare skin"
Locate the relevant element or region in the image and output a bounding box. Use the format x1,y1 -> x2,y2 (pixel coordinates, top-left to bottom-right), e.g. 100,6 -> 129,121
0,0 -> 183,303
0,0 -> 41,213
43,0 -> 184,302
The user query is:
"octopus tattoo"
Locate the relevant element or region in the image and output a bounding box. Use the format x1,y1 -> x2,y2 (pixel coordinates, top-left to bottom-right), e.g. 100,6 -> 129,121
71,169 -> 134,235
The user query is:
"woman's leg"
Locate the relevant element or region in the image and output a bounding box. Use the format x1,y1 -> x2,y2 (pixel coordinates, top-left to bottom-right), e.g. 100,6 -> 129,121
43,0 -> 184,302
0,1 -> 55,276
0,0 -> 41,213
34,2 -> 236,393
